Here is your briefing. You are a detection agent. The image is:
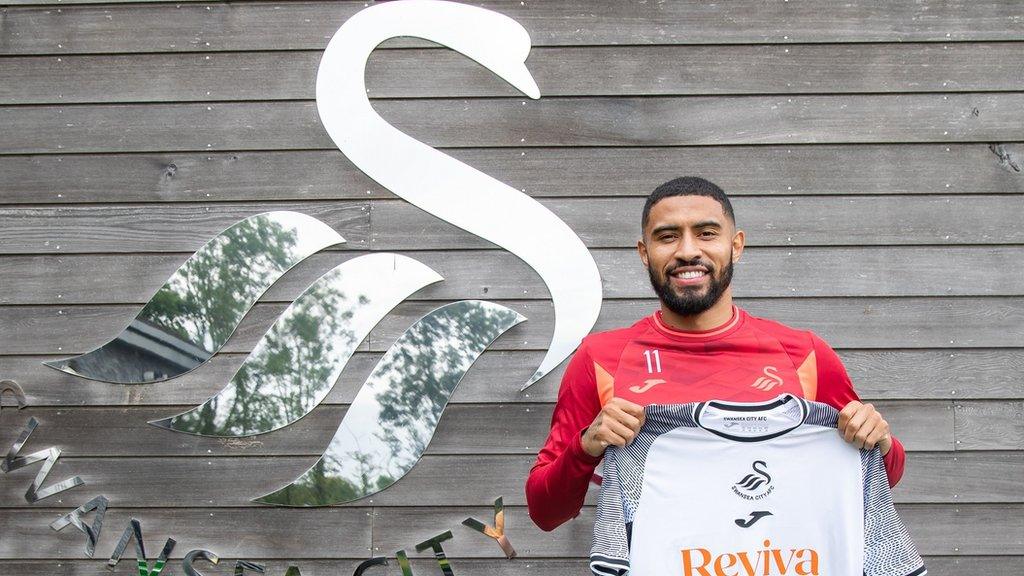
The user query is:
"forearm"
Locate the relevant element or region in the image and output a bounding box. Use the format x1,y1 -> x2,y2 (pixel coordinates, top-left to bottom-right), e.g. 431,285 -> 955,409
525,341 -> 604,531
525,426 -> 602,531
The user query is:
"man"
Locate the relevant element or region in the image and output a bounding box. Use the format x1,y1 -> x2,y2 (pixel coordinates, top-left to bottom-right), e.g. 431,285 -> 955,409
525,176 -> 904,532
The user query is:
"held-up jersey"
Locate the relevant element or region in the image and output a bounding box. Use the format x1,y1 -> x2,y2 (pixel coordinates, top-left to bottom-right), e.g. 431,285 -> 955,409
526,305 -> 906,532
590,394 -> 925,576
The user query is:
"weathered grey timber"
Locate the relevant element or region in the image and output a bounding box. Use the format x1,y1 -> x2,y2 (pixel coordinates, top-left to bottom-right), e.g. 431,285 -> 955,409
0,558 -> 1016,576
3,95 -> 1024,153
0,401 -> 959,458
0,0 -> 1020,573
2,196 -> 1023,254
2,1 -> 1023,54
4,297 -> 1023,355
4,43 -> 1024,104
1,349 -> 1022,406
4,247 -> 1024,305
0,505 -> 1021,558
1,145 -> 1022,205
0,452 -> 1018,508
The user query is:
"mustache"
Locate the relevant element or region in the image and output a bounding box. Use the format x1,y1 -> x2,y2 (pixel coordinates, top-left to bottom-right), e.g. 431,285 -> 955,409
666,259 -> 715,274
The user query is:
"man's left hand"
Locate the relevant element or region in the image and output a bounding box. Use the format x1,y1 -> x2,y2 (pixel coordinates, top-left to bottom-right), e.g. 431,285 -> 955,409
837,400 -> 892,455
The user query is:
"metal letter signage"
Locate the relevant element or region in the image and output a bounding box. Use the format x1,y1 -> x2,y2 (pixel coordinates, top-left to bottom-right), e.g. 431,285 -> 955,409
0,380 -> 28,413
462,497 -> 516,559
49,495 -> 109,558
2,417 -> 85,502
107,519 -> 176,576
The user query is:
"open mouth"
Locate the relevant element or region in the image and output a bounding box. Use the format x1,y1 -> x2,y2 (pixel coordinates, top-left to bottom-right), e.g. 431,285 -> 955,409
668,267 -> 710,285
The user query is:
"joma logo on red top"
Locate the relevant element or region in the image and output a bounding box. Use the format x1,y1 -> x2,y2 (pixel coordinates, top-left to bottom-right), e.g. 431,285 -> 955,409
681,539 -> 820,576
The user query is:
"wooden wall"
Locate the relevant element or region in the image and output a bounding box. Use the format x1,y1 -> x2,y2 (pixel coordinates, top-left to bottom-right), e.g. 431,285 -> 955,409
1,0 -> 1022,574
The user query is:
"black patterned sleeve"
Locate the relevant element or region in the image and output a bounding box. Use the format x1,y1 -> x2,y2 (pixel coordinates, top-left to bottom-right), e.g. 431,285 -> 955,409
862,448 -> 927,576
590,446 -> 631,575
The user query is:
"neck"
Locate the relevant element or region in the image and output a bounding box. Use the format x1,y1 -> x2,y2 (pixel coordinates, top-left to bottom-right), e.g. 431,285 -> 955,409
659,291 -> 735,331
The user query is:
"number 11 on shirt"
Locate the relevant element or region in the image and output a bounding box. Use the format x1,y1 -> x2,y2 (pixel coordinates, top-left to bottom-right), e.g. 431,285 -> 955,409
644,349 -> 662,373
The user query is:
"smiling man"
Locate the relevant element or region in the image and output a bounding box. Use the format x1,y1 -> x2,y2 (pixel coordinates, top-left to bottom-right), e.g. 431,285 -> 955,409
525,176 -> 905,531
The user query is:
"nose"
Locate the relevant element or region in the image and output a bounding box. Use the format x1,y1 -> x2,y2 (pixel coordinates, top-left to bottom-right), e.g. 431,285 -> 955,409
673,231 -> 703,262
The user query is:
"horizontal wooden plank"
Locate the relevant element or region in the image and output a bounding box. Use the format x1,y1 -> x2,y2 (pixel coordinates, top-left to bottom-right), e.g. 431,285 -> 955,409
223,296 -> 1024,352
0,451 -> 1016,509
2,145 -> 1021,205
3,94 -> 1023,154
4,0 -> 214,3
5,0 -> 215,3
371,195 -> 1024,248
898,451 -> 1024,503
6,43 -> 1024,104
370,504 -> 1024,557
0,401 -> 955,459
7,246 -> 1021,307
0,504 -> 1017,560
955,401 -> 1024,450
843,349 -> 1024,402
3,1 -> 1023,54
3,348 -> 1022,407
2,557 -> 1023,576
0,404 -> 556,459
339,294 -> 1015,354
5,298 -> 1024,356
4,196 -> 1023,255
0,202 -> 370,254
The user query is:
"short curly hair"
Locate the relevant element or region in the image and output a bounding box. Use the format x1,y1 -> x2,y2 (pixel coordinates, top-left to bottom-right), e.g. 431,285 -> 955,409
641,176 -> 735,234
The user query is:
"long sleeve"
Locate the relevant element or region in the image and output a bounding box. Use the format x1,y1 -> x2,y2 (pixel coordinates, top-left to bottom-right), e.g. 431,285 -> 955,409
525,341 -> 604,531
811,332 -> 906,488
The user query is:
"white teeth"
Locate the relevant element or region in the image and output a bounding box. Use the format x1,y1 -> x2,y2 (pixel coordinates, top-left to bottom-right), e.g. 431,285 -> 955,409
674,270 -> 705,279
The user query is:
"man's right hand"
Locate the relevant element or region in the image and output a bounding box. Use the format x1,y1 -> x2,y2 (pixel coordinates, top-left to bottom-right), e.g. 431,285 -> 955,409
581,397 -> 646,458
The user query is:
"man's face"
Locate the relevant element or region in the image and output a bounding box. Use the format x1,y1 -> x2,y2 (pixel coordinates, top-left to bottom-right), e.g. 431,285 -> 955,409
638,195 -> 744,316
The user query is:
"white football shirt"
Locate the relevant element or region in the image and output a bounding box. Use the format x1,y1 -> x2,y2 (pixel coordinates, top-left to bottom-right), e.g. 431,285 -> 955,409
590,394 -> 926,576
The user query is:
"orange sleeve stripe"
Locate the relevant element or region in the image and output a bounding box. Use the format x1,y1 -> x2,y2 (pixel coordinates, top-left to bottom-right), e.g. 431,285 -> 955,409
594,361 -> 615,406
796,350 -> 818,401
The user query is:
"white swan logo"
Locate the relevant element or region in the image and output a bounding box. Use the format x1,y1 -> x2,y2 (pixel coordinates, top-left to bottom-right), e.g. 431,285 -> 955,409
44,0 -> 602,506
316,0 -> 602,391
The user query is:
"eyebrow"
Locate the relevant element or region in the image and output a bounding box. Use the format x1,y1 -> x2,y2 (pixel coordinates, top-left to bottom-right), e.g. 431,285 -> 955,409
692,219 -> 723,229
650,220 -> 723,236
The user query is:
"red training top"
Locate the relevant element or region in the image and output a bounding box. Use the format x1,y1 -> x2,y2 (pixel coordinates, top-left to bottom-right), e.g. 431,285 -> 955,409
525,305 -> 906,532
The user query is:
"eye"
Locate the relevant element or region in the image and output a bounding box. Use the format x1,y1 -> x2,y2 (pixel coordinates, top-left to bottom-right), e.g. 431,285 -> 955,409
700,229 -> 718,238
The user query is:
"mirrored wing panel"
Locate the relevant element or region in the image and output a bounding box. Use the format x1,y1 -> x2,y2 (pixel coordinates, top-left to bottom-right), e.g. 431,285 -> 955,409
254,299 -> 525,506
44,212 -> 345,384
150,253 -> 443,437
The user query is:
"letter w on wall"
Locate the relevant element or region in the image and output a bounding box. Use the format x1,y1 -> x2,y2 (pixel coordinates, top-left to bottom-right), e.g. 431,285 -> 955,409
2,417 -> 84,502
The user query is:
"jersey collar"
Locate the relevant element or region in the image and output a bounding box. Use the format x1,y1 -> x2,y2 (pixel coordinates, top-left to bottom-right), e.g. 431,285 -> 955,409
692,393 -> 810,443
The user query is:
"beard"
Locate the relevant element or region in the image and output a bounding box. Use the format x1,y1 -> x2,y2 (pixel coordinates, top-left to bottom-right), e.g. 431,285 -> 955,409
647,252 -> 734,317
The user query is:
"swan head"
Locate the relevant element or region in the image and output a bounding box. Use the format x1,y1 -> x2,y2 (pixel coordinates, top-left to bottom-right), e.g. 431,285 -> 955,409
341,0 -> 540,99
438,3 -> 542,100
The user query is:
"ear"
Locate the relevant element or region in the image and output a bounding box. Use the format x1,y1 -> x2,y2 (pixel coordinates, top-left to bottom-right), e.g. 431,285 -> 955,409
731,229 -> 745,262
637,238 -> 649,267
